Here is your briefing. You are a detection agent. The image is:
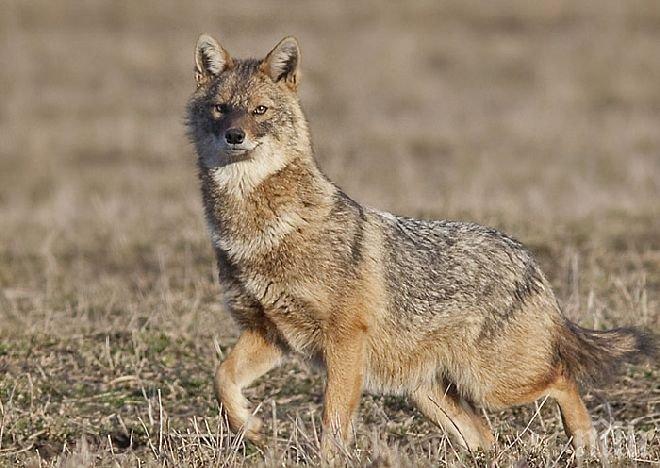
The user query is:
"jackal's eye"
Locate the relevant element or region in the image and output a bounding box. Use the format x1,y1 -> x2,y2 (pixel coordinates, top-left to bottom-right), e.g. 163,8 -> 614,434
212,103 -> 228,115
253,105 -> 268,116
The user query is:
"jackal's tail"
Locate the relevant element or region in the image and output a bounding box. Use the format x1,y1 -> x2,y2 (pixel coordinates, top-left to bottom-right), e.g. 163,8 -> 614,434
556,320 -> 657,384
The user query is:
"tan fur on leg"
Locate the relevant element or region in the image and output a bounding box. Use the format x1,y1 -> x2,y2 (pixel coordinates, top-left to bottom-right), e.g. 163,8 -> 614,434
548,376 -> 597,453
320,331 -> 366,457
214,329 -> 283,443
412,382 -> 494,451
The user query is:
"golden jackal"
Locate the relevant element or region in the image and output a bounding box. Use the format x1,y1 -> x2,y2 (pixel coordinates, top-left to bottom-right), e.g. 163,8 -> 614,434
186,35 -> 656,454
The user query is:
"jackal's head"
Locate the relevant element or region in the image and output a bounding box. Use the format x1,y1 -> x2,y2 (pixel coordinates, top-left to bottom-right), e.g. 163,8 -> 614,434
186,35 -> 310,171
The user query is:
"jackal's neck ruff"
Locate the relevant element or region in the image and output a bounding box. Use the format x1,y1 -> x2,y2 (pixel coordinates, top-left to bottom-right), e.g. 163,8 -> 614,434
198,151 -> 336,265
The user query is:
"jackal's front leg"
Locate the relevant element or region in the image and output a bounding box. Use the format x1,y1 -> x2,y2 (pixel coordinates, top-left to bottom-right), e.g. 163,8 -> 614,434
320,331 -> 366,456
214,329 -> 283,443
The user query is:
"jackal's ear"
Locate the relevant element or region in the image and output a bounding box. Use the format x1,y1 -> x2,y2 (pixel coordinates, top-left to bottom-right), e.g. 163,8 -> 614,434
195,34 -> 232,85
262,36 -> 300,91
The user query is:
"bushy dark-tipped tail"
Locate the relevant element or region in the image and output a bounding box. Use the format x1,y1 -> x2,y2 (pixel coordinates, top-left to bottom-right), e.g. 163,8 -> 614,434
556,320 -> 657,384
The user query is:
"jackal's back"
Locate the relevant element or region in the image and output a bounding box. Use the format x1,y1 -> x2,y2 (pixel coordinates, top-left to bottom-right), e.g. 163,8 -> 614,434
376,214 -> 553,332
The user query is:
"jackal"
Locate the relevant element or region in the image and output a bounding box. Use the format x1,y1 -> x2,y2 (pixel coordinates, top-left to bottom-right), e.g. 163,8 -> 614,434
186,35 -> 656,454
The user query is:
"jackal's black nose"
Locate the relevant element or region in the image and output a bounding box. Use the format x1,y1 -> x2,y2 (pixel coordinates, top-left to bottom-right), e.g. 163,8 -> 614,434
225,128 -> 245,145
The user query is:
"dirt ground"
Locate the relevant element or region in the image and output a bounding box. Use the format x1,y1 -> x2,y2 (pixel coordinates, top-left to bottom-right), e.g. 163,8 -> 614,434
0,1 -> 658,466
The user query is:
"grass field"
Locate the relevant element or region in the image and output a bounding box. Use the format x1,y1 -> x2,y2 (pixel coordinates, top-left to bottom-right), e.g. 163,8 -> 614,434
1,1 -> 658,465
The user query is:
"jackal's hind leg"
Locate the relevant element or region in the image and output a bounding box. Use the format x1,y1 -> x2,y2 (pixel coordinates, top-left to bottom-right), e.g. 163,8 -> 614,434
548,376 -> 597,453
411,382 -> 494,451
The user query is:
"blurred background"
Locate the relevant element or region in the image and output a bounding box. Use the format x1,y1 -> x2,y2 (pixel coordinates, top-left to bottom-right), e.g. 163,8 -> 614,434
0,0 -> 658,464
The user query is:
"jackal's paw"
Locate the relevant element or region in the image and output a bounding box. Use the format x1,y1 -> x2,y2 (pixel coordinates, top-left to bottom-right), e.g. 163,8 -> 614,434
242,416 -> 264,444
573,429 -> 599,458
320,433 -> 347,462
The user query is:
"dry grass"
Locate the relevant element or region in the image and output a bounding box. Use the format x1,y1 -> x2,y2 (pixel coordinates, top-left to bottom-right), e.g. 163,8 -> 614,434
0,0 -> 658,466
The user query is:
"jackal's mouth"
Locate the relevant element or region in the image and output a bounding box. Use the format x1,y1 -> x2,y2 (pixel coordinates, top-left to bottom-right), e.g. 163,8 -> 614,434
221,143 -> 261,161
227,153 -> 251,163
226,148 -> 249,156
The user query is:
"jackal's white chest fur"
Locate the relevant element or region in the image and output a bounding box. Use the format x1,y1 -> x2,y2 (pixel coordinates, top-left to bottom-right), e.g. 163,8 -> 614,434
209,145 -> 287,198
205,146 -> 299,260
